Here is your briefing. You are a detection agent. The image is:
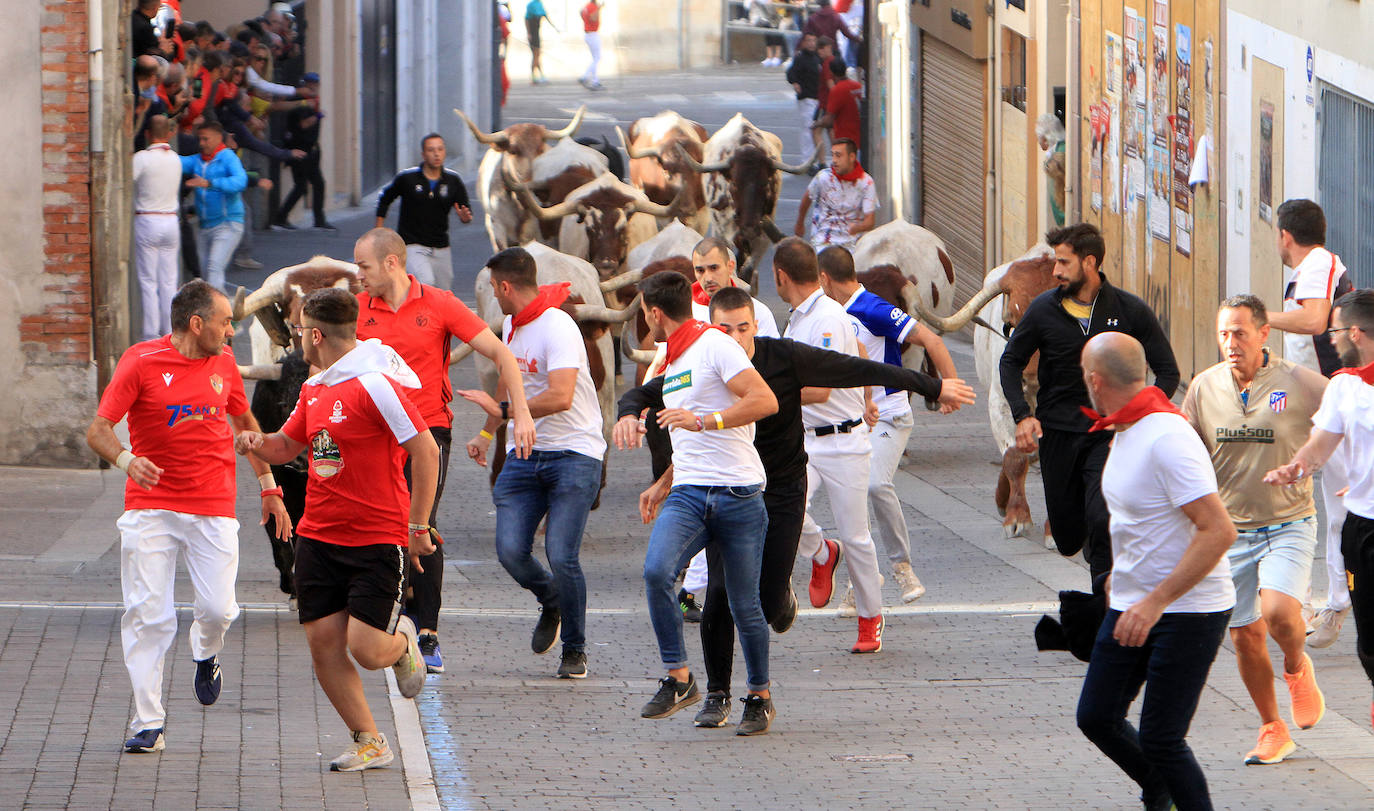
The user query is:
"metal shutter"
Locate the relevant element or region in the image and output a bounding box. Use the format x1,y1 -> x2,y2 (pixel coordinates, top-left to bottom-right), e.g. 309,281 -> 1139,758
1318,85 -> 1374,290
921,35 -> 987,304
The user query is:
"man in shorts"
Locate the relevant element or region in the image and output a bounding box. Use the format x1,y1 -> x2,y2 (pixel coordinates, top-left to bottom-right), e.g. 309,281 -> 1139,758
1183,295 -> 1328,764
236,287 -> 439,772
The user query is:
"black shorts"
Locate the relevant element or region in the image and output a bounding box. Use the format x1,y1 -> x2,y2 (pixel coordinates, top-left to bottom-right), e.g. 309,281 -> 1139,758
525,16 -> 541,50
294,536 -> 407,631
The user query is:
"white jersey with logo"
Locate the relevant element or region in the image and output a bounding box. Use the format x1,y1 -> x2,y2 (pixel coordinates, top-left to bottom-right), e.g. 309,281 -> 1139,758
784,288 -> 866,428
1283,246 -> 1347,371
660,328 -> 765,487
502,308 -> 606,460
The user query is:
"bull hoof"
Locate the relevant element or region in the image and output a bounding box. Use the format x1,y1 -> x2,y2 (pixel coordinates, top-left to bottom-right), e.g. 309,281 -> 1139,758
1003,520 -> 1031,540
1043,533 -> 1055,550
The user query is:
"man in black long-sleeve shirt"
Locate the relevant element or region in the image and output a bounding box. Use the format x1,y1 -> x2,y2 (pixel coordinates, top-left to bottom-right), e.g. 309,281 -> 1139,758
375,133 -> 473,291
998,223 -> 1179,579
615,286 -> 975,727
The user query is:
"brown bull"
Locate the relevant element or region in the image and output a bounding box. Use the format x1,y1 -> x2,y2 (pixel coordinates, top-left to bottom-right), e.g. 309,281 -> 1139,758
617,111 -> 711,234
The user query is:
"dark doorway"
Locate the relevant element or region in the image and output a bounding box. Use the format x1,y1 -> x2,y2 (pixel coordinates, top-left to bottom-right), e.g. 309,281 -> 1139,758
361,0 -> 398,191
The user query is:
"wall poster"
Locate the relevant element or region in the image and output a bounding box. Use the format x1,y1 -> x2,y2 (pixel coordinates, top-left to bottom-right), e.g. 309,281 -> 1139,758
1258,100 -> 1275,223
1173,24 -> 1192,256
1123,11 -> 1147,210
1148,0 -> 1171,242
1105,31 -> 1123,214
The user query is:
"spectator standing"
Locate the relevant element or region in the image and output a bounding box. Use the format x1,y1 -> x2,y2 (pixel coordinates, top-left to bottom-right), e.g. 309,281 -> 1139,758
132,116 -> 183,340
803,0 -> 862,49
181,121 -> 248,293
276,73 -> 333,230
747,0 -> 785,66
526,0 -> 555,85
133,56 -> 168,152
132,0 -> 175,59
793,139 -> 876,251
374,134 -> 474,291
1037,115 -> 1067,228
785,33 -> 821,160
815,59 -> 863,153
579,1 -> 605,91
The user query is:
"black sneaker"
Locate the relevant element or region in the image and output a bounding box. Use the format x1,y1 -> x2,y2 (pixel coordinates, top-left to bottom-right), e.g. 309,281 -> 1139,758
640,674 -> 701,719
736,694 -> 775,736
694,691 -> 731,727
124,727 -> 165,753
771,588 -> 798,634
194,655 -> 222,705
557,648 -> 588,679
269,221 -> 297,231
679,589 -> 703,623
312,222 -> 338,231
418,633 -> 444,674
532,605 -> 561,654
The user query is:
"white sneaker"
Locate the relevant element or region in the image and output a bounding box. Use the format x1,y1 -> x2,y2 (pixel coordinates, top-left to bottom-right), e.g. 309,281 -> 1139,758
392,615 -> 427,698
893,562 -> 926,603
1307,607 -> 1349,649
329,731 -> 394,772
836,584 -> 857,618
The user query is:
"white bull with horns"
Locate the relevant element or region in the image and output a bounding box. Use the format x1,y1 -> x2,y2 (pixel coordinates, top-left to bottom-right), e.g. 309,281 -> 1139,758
231,256 -> 361,381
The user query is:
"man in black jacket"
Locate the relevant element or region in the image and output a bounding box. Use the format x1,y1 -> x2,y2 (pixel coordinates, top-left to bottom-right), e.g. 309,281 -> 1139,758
998,223 -> 1179,579
785,33 -> 822,162
374,133 -> 474,291
615,286 -> 975,728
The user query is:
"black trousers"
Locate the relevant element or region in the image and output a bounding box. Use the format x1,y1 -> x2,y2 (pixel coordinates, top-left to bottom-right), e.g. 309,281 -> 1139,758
277,148 -> 326,226
263,464 -> 308,596
701,474 -> 807,695
1342,511 -> 1374,687
403,426 -> 452,631
1038,427 -> 1113,580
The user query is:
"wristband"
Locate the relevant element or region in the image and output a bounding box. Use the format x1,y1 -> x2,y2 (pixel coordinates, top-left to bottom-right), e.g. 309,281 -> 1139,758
260,486 -> 284,499
712,412 -> 724,430
408,522 -> 430,534
115,450 -> 136,472
258,473 -> 277,490
479,429 -> 494,440
693,415 -> 704,432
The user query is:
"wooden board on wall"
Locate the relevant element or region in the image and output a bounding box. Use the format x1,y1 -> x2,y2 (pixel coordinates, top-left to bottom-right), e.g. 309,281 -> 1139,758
1080,0 -> 1102,232
1250,57 -> 1286,356
1167,0 -> 1195,377
1191,0 -> 1222,374
1145,0 -> 1173,362
1099,0 -> 1125,291
1122,0 -> 1149,305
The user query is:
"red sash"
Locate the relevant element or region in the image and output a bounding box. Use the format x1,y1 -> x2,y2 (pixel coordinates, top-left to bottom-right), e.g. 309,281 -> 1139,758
663,320 -> 725,367
1080,385 -> 1182,432
506,283 -> 571,343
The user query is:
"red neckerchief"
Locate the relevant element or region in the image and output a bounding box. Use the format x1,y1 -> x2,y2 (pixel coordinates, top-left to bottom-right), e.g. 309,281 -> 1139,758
663,320 -> 725,367
690,279 -> 736,306
1335,359 -> 1374,386
506,283 -> 571,343
832,162 -> 866,183
199,142 -> 229,162
1080,385 -> 1182,432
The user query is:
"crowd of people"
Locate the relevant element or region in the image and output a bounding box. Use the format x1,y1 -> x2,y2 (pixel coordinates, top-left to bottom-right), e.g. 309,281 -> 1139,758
130,0 -> 328,340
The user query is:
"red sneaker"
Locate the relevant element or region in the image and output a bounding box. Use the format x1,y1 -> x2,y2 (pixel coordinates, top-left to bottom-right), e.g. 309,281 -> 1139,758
808,538 -> 843,608
851,614 -> 884,654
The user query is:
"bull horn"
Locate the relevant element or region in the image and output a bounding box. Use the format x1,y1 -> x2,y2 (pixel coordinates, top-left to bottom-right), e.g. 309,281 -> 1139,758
513,182 -> 583,222
772,142 -> 825,175
237,364 -> 282,381
454,108 -> 508,146
623,341 -> 659,365
631,180 -> 691,219
675,143 -> 728,174
545,105 -> 587,141
600,268 -> 643,293
573,294 -> 642,323
617,125 -> 660,160
448,343 -> 475,366
916,284 -> 1004,334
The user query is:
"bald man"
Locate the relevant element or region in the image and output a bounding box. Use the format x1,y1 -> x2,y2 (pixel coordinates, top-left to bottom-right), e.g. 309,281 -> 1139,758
1075,332 -> 1236,811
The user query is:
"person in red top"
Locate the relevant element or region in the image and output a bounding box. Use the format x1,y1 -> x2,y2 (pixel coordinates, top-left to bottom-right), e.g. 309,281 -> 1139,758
86,279 -> 290,755
236,287 -> 440,773
354,227 -> 536,674
579,1 -> 605,91
185,51 -> 238,128
816,58 -> 863,149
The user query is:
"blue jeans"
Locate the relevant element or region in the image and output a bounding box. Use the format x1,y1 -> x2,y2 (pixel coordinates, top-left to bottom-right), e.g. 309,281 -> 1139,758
1077,608 -> 1231,811
493,450 -> 603,653
643,484 -> 769,691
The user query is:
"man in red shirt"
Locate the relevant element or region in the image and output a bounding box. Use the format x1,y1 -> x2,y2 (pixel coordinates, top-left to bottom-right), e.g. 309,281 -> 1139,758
579,1 -> 605,91
236,287 -> 440,773
354,227 -> 535,674
87,279 -> 290,754
816,58 -> 863,150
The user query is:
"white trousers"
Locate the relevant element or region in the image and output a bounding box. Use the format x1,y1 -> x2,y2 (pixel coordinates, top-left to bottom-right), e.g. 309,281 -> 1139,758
868,411 -> 915,568
798,98 -> 819,157
118,509 -> 241,733
683,549 -> 709,595
406,244 -> 453,291
1320,446 -> 1351,612
134,214 -> 180,340
582,32 -> 602,83
196,220 -> 244,293
798,430 -> 883,617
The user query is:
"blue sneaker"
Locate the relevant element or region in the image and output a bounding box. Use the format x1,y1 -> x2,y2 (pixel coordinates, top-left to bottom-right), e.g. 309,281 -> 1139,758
418,633 -> 444,674
124,727 -> 165,753
194,656 -> 222,705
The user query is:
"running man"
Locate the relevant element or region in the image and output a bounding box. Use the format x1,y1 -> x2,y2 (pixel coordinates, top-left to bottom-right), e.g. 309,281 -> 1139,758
794,139 -> 876,251
1076,332 -> 1236,811
375,134 -> 474,290
1182,295 -> 1328,764
461,247 -> 606,679
86,279 -> 290,754
236,287 -> 438,773
818,245 -> 961,609
355,228 -> 535,674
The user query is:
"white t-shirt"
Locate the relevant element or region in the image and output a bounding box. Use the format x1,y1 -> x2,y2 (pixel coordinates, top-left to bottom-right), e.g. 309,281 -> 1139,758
661,328 -> 766,487
132,143 -> 184,214
502,308 -> 606,460
692,296 -> 780,338
1312,373 -> 1374,518
784,288 -> 866,429
1283,246 -> 1347,371
1102,412 -> 1235,614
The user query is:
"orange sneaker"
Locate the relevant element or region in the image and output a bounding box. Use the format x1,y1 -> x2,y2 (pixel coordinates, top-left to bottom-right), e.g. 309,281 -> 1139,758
1244,720 -> 1295,765
851,614 -> 883,654
808,539 -> 843,608
1285,652 -> 1325,729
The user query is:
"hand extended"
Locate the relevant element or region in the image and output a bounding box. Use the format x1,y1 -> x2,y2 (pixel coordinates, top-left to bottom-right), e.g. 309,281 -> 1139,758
937,377 -> 977,414
613,412 -> 648,450
1262,460 -> 1308,487
235,431 -> 265,456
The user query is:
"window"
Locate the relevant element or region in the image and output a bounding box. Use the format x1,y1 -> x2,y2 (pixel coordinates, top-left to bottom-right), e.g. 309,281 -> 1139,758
1000,29 -> 1027,112
1318,85 -> 1374,289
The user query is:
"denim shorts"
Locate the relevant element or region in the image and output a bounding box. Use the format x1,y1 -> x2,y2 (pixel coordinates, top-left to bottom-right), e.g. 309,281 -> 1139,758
1227,516 -> 1318,628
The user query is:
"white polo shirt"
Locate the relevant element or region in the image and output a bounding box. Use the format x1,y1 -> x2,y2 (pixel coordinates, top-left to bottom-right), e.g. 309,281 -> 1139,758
1283,246 -> 1347,371
502,308 -> 606,460
1312,372 -> 1374,519
692,295 -> 780,338
783,287 -> 866,429
660,327 -> 765,487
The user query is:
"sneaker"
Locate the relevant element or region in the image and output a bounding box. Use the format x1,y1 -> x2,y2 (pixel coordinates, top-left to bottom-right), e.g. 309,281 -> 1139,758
735,694 -> 775,736
770,587 -> 798,634
1244,720 -> 1296,765
694,691 -> 731,727
392,615 -> 426,699
640,674 -> 701,719
329,730 -> 394,772
532,605 -> 561,654
1307,606 -> 1348,649
418,633 -> 444,674
233,256 -> 263,270
809,538 -> 843,608
1284,652 -> 1325,729
269,221 -> 297,231
312,222 -> 338,231
852,614 -> 884,654
194,655 -> 222,705
893,562 -> 926,603
124,727 -> 165,753
679,589 -> 703,623
836,584 -> 857,618
589,82 -> 606,91
557,648 -> 588,679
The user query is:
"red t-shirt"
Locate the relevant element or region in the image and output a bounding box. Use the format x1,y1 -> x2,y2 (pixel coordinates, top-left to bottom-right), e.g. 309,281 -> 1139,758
581,2 -> 600,32
96,336 -> 248,517
826,78 -> 864,145
282,371 -> 428,547
356,277 -> 487,429
818,58 -> 837,108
